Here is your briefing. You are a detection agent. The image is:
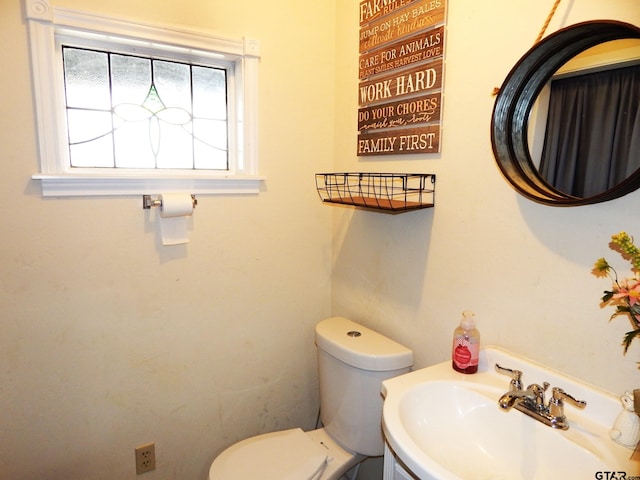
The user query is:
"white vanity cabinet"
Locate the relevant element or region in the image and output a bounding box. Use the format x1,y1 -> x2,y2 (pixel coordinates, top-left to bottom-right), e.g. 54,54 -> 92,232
383,443 -> 418,480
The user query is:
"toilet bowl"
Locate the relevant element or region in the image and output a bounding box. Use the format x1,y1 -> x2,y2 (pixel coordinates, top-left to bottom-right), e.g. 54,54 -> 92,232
208,317 -> 413,480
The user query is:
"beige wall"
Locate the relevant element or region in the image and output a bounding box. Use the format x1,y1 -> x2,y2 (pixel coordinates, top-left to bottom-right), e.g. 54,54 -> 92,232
0,0 -> 334,478
332,0 -> 640,395
2,0 -> 640,479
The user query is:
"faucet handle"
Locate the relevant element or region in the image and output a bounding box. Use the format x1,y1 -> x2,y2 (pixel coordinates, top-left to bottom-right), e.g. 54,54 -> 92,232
550,387 -> 587,410
495,363 -> 523,391
548,387 -> 587,426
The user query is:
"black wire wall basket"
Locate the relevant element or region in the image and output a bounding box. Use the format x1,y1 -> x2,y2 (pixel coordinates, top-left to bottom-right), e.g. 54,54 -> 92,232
315,173 -> 435,213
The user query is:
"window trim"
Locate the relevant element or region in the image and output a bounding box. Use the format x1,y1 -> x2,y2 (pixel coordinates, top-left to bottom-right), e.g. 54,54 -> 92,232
25,0 -> 263,196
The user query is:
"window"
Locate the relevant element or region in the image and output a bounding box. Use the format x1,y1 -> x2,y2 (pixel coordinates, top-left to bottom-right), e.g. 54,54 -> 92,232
25,0 -> 262,196
62,47 -> 229,170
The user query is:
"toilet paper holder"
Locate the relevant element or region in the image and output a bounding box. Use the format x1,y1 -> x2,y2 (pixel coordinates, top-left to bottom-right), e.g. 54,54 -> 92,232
142,194 -> 198,210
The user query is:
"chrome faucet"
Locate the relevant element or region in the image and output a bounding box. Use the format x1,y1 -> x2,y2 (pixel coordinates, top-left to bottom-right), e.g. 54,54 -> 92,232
498,382 -> 549,411
495,363 -> 587,430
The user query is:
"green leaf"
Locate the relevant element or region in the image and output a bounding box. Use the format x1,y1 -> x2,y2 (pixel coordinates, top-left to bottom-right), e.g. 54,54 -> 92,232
622,328 -> 640,354
602,291 -> 615,302
610,306 -> 631,322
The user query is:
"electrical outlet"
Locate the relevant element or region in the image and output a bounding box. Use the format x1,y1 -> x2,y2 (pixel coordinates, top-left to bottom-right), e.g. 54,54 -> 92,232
135,443 -> 156,475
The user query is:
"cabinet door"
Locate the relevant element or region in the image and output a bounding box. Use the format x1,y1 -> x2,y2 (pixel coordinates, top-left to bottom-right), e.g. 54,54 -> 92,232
383,443 -> 419,480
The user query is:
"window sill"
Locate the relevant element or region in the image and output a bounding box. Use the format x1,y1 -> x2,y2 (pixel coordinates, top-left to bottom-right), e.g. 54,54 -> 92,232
32,172 -> 265,196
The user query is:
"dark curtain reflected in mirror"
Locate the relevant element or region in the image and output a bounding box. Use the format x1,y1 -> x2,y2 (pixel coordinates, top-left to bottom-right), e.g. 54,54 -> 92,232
539,63 -> 640,197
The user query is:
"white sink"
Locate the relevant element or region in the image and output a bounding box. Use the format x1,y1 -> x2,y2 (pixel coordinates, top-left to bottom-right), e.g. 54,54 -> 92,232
382,347 -> 639,479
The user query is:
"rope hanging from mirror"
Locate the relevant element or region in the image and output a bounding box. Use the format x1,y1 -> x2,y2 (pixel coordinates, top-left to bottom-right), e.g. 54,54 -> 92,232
492,0 -> 562,96
535,0 -> 562,44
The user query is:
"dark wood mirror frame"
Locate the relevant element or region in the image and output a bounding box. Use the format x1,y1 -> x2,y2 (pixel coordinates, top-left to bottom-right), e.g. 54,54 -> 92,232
491,20 -> 640,206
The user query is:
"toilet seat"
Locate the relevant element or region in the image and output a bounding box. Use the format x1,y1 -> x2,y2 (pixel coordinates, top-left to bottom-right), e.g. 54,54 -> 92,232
209,428 -> 329,480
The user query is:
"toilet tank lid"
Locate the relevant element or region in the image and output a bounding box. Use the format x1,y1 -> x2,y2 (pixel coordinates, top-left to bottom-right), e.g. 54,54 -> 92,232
315,317 -> 413,371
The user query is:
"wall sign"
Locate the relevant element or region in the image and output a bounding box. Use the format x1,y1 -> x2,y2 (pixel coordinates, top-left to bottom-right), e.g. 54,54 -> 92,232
358,0 -> 447,156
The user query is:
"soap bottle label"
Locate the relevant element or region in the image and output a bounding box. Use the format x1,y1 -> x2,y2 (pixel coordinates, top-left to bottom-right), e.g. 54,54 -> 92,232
452,337 -> 479,372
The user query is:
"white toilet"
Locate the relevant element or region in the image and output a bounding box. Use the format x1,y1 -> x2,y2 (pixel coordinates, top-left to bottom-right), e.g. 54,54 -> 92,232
209,316 -> 413,480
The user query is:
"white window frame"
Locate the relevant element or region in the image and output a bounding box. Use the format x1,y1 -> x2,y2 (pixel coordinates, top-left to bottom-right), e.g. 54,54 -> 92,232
25,0 -> 263,196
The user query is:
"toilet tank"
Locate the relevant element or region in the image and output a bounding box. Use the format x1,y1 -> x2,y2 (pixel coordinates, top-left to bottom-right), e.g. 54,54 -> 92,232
315,317 -> 413,457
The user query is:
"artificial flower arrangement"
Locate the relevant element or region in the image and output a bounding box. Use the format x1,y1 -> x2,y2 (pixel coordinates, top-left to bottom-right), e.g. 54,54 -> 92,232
593,232 -> 640,357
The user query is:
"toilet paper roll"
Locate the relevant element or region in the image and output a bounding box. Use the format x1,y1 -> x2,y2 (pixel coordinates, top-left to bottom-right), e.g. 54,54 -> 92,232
159,193 -> 194,218
158,193 -> 194,246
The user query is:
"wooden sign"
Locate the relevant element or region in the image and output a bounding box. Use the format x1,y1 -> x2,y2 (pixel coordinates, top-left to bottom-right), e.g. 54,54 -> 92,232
359,58 -> 442,104
358,93 -> 441,132
359,0 -> 446,53
358,0 -> 446,156
359,25 -> 444,79
358,125 -> 440,155
359,0 -> 422,25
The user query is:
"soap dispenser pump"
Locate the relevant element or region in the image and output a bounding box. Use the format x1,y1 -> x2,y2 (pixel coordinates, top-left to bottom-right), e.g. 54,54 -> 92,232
452,310 -> 480,374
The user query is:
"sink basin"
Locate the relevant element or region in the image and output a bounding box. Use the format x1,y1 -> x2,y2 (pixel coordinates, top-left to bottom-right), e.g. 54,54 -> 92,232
382,347 -> 639,479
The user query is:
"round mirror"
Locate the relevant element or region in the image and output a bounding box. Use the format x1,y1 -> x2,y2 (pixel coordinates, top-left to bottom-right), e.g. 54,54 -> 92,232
491,20 -> 640,206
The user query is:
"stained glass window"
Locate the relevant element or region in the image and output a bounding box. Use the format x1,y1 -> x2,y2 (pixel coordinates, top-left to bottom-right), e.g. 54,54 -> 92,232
27,2 -> 260,196
62,47 -> 228,170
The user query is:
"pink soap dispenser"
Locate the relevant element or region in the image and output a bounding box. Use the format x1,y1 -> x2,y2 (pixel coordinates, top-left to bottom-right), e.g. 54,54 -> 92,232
452,310 -> 480,374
